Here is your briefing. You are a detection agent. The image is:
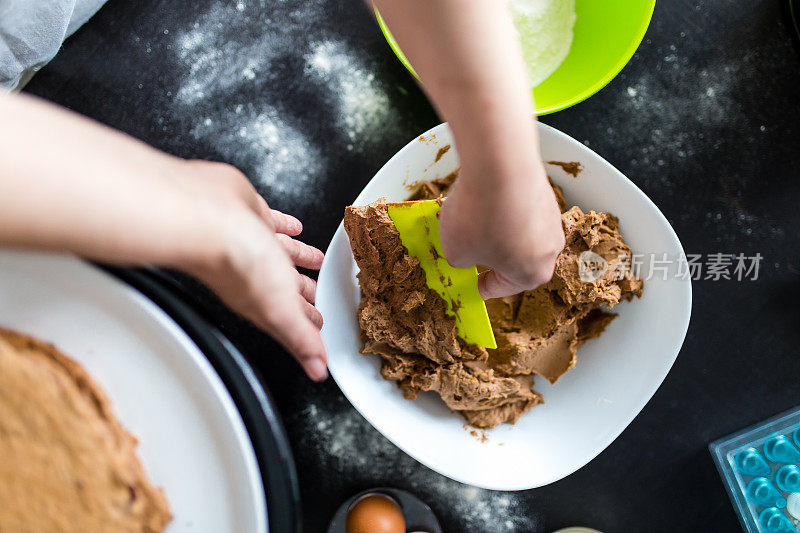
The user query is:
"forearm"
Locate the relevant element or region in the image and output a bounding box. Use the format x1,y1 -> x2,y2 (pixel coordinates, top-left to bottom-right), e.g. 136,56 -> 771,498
0,92 -> 213,269
372,0 -> 545,194
0,95 -> 328,378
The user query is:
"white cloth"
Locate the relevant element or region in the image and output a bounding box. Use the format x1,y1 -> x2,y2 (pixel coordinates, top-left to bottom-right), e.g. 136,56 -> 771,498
0,0 -> 107,89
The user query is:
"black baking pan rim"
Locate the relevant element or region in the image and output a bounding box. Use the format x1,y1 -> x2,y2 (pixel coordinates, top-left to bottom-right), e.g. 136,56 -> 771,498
102,265 -> 302,533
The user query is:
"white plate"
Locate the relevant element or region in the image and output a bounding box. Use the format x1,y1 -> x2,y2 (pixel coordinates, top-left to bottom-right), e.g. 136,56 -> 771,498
0,251 -> 267,531
317,122 -> 692,490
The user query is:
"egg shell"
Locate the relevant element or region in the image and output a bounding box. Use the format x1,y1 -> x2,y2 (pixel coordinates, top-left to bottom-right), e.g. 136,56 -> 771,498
345,494 -> 406,533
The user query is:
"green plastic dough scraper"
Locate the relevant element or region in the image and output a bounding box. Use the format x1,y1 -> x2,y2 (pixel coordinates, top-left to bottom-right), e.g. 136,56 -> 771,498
387,200 -> 497,349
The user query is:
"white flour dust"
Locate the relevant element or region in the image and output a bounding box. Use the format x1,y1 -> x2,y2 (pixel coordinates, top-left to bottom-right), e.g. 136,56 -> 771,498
294,398 -> 540,532
304,40 -> 400,151
614,46 -> 744,170
190,104 -> 322,197
607,44 -> 785,242
170,0 -> 329,203
167,1 -> 401,206
174,1 -> 318,105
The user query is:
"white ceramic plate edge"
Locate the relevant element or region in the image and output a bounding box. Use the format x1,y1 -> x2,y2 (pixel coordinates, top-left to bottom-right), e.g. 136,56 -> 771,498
100,264 -> 269,528
0,251 -> 268,529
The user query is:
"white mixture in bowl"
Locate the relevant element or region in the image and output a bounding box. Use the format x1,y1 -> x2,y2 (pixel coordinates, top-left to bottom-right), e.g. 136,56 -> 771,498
509,0 -> 576,87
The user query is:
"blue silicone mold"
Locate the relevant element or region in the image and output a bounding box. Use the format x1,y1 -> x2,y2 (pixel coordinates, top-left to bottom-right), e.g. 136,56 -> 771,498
711,405 -> 800,532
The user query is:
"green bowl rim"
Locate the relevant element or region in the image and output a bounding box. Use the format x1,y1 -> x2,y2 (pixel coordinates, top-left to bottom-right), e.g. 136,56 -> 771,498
374,1 -> 656,115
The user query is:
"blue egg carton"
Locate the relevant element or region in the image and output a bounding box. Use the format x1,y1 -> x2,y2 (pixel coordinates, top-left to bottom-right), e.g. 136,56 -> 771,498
710,405 -> 800,532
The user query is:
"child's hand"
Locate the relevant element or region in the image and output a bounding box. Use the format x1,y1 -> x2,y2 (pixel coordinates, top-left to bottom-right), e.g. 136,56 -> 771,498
174,162 -> 328,381
0,94 -> 327,381
371,0 -> 566,299
438,160 -> 565,300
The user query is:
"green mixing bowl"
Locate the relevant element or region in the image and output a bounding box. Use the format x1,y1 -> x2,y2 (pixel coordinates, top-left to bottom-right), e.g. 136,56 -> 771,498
376,0 -> 656,115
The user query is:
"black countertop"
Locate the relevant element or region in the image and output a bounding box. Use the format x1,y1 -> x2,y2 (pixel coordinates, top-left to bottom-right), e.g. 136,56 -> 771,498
24,1 -> 800,531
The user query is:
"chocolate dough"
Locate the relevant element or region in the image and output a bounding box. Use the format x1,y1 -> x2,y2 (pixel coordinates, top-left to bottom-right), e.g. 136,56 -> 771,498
344,174 -> 642,429
344,200 -> 487,365
0,328 -> 171,532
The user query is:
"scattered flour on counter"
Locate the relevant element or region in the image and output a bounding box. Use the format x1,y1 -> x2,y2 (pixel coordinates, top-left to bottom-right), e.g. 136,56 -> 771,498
607,46 -> 784,243
610,47 -> 745,181
176,6 -> 268,104
167,0 -> 405,206
190,104 -> 322,198
294,397 -> 540,532
174,0 -> 325,105
169,0 -> 329,204
605,45 -> 746,194
304,40 -> 399,151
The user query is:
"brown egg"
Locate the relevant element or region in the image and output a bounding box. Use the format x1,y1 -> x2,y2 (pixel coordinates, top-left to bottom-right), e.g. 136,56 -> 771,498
345,493 -> 406,533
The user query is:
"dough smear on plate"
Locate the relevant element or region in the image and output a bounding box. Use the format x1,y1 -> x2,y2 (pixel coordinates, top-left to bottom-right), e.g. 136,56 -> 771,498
344,172 -> 643,429
0,328 -> 171,532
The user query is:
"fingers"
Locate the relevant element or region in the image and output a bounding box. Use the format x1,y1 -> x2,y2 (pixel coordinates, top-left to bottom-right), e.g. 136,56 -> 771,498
180,176 -> 328,381
478,269 -> 530,300
246,190 -> 303,235
274,314 -> 328,381
253,195 -> 303,236
270,209 -> 303,236
304,300 -> 323,328
250,260 -> 325,381
275,233 -> 325,269
298,273 -> 317,304
257,292 -> 328,381
478,257 -> 559,299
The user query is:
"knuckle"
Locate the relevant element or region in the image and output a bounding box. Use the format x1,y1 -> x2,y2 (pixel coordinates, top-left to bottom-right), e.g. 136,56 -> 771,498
274,232 -> 291,250
507,252 -> 558,288
299,245 -> 315,264
527,261 -> 557,287
189,161 -> 255,206
216,161 -> 247,181
441,240 -> 472,267
214,164 -> 254,199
